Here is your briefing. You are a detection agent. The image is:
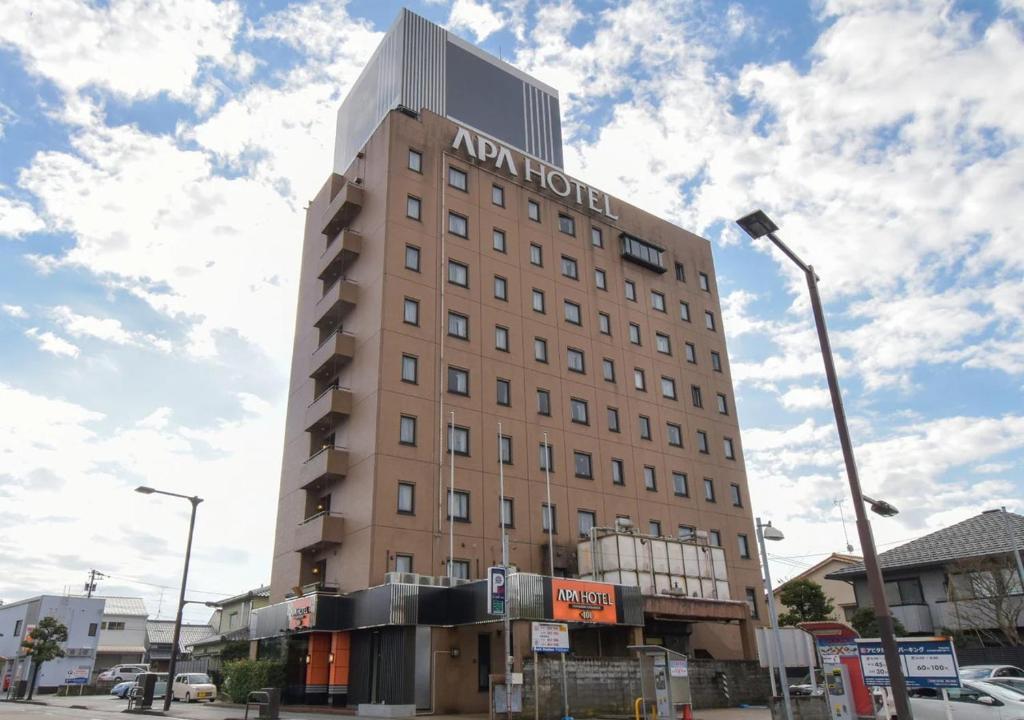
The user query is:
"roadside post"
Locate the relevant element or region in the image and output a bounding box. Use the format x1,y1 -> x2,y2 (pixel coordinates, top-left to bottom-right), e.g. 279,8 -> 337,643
532,622 -> 570,720
857,636 -> 960,720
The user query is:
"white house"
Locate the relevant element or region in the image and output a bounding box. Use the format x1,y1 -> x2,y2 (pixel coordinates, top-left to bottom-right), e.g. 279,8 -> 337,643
94,597 -> 148,676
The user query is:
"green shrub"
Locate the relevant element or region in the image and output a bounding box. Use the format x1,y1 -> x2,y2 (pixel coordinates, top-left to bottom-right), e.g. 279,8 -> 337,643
223,659 -> 286,703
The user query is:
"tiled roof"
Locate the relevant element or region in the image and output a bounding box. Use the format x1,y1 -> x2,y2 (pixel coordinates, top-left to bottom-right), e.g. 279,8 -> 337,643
192,626 -> 250,646
828,510 -> 1024,579
214,585 -> 270,606
146,621 -> 216,652
98,597 -> 148,616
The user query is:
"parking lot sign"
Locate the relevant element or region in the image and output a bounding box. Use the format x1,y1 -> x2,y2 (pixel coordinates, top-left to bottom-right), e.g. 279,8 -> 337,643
488,566 -> 506,615
856,637 -> 960,689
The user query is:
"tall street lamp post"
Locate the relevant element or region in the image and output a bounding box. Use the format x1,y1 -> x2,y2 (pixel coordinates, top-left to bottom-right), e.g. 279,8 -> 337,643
735,210 -> 913,720
756,518 -> 793,720
135,486 -> 203,712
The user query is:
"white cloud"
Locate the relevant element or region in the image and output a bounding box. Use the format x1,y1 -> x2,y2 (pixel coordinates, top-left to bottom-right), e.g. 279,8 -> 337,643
0,195 -> 45,238
51,305 -> 172,353
779,385 -> 832,410
0,101 -> 15,139
24,328 -> 80,358
2,304 -> 27,318
447,0 -> 507,43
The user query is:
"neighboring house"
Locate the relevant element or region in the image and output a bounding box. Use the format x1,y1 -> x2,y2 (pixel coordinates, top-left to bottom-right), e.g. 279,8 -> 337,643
775,552 -> 862,622
145,621 -> 215,671
0,595 -> 105,693
191,585 -> 269,662
827,510 -> 1024,642
94,597 -> 148,676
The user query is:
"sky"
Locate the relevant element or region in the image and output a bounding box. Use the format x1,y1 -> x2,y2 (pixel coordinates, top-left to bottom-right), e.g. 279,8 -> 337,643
0,0 -> 1022,622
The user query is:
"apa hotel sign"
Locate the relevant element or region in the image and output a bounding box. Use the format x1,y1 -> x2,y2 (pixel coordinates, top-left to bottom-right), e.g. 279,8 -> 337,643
452,127 -> 620,220
551,579 -> 617,624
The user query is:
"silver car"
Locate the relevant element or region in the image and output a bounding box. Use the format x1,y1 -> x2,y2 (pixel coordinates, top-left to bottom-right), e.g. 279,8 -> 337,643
908,680 -> 1024,720
959,666 -> 1024,681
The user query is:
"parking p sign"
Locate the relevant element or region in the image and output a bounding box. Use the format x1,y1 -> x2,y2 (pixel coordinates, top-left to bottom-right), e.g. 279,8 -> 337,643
488,566 -> 506,616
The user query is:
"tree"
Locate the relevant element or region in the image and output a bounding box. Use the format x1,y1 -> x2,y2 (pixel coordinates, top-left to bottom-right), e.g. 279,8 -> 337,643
850,607 -> 906,638
777,579 -> 835,626
947,555 -> 1024,646
21,616 -> 68,700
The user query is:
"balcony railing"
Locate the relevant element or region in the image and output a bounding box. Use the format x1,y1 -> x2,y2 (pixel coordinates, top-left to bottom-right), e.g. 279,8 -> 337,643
309,330 -> 355,379
320,181 -> 363,237
305,386 -> 353,432
299,446 -> 350,489
313,278 -> 358,329
317,229 -> 362,282
295,511 -> 345,553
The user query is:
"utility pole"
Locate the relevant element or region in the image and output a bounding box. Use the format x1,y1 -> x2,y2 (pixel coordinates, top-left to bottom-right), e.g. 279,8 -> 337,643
85,569 -> 105,598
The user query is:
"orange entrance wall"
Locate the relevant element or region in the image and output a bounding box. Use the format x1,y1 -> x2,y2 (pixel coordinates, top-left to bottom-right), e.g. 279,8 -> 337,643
329,631 -> 350,692
306,633 -> 331,689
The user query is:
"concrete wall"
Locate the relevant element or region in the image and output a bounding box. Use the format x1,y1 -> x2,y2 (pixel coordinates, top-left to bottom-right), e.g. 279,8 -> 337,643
771,696 -> 830,720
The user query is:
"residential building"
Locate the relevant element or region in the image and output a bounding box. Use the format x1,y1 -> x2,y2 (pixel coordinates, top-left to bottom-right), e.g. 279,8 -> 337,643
261,8 -> 761,711
145,621 -> 215,671
774,553 -> 861,622
191,585 -> 270,662
0,595 -> 104,693
827,510 -> 1024,641
93,597 -> 148,677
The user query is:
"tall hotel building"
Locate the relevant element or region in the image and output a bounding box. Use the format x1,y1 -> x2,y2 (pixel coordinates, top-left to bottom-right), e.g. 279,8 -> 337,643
257,9 -> 762,712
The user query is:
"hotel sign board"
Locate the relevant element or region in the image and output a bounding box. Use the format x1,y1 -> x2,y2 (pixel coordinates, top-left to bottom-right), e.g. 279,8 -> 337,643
286,595 -> 316,630
551,578 -> 617,624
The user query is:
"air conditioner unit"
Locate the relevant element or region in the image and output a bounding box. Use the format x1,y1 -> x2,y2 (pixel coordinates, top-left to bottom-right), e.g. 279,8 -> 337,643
398,573 -> 417,584
436,577 -> 455,587
416,574 -> 435,586
385,572 -> 402,585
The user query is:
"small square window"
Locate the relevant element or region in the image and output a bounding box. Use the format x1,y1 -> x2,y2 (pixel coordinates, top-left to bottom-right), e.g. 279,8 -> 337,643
697,430 -> 709,454
567,348 -> 585,373
711,351 -> 722,372
400,415 -> 417,445
643,466 -> 656,491
629,323 -> 641,345
602,358 -> 615,382
667,423 -> 682,447
724,437 -> 737,460
494,275 -> 508,301
528,199 -> 541,222
501,497 -> 514,526
448,211 -> 468,238
447,488 -> 470,519
532,289 -> 545,313
661,376 -> 677,399
717,393 -> 729,415
496,378 -> 511,406
539,443 -> 554,472
705,311 -> 716,331
598,312 -> 611,335
709,530 -> 722,547
401,354 -> 418,383
685,343 -> 697,364
656,333 -> 671,354
405,244 -> 420,272
561,255 -> 578,279
493,229 -> 507,253
591,227 -> 603,248
649,520 -> 662,537
542,502 -> 556,533
397,482 -> 415,513
639,415 -> 652,440
570,398 -> 589,425
530,243 -> 543,266
704,477 -> 715,501
447,311 -> 469,340
395,554 -> 413,573
607,407 -> 620,432
447,425 -> 470,456
651,291 -> 666,312
448,366 -> 469,395
448,166 -> 468,191
492,184 -> 505,207
625,280 -> 637,301
495,325 -> 509,352
673,472 -> 688,497
738,533 -> 751,559
448,259 -> 468,287
534,337 -> 548,363
699,272 -> 710,292
730,483 -> 743,507
745,587 -> 758,617
679,301 -> 690,322
574,451 -> 593,478
408,149 -> 422,173
564,300 -> 581,325
678,525 -> 696,540
406,195 -> 421,220
595,268 -> 607,290
691,385 -> 703,408
558,214 -> 575,236
537,388 -> 551,415
675,262 -> 685,282
611,458 -> 625,485
578,509 -> 596,538
450,559 -> 471,578
403,298 -> 419,325
634,368 -> 646,391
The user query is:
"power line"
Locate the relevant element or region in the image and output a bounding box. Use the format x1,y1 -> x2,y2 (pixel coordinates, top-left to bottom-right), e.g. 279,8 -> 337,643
99,572 -> 231,597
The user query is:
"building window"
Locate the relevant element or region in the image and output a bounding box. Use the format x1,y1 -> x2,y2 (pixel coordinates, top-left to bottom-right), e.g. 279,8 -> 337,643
492,184 -> 505,206
88,622 -> 98,637
395,554 -> 413,573
537,388 -> 551,415
532,289 -> 545,313
691,385 -> 703,408
678,525 -> 696,540
639,415 -> 652,440
649,520 -> 662,537
405,244 -> 420,272
629,322 -> 641,345
634,368 -> 646,391
447,425 -> 470,456
595,268 -> 607,290
591,227 -> 603,247
697,430 -> 709,454
401,354 -> 418,383
711,351 -> 722,372
448,166 -> 468,191
528,199 -> 541,222
675,262 -> 686,282
494,275 -> 508,301
448,366 -> 469,396
501,497 -> 514,527
564,300 -> 582,325
673,472 -> 688,497
14,619 -> 22,636
578,510 -> 596,538
607,407 -> 620,432
643,466 -> 656,491
620,233 -> 666,271
745,588 -> 759,618
679,301 -> 690,322
574,451 -> 593,478
493,228 -> 507,253
717,393 -> 728,415
685,343 -> 697,364
655,332 -> 671,355
558,214 -> 576,236
730,483 -> 743,507
724,437 -> 736,460
403,298 -> 419,325
448,211 -> 468,238
450,559 -> 471,579
400,415 -> 417,445
738,534 -> 751,559
602,358 -> 615,382
704,477 -> 716,502
448,259 -> 469,287
709,530 -> 722,546
539,442 -> 554,472
651,291 -> 666,312
611,458 -> 625,485
406,195 -> 421,220
448,311 -> 469,339
408,149 -> 422,173
397,482 -> 414,514
661,376 -> 677,399
667,423 -> 682,447
625,280 -> 637,302
496,378 -> 511,406
699,272 -> 710,292
570,398 -> 589,425
705,311 -> 716,331
534,337 -> 548,363
499,435 -> 513,464
447,489 -> 470,520
598,312 -> 611,335
495,325 -> 509,352
530,243 -> 543,266
542,503 -> 557,533
567,348 -> 585,373
561,255 -> 578,279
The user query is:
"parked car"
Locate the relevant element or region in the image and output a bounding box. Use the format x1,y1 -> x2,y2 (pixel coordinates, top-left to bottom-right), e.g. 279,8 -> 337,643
960,665 -> 1024,681
908,680 -> 1024,719
789,669 -> 825,696
988,678 -> 1024,695
171,673 -> 217,703
98,664 -> 149,682
110,681 -> 135,699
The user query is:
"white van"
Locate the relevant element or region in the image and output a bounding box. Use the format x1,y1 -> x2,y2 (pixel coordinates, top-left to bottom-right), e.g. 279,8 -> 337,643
171,673 -> 217,703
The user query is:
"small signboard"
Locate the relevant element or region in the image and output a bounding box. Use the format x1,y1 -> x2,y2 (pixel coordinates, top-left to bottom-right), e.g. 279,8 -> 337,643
64,667 -> 90,685
670,659 -> 689,678
531,622 -> 569,653
488,566 -> 506,616
856,637 -> 960,689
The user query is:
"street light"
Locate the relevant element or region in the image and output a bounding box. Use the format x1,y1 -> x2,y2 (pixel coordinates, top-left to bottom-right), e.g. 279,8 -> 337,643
756,518 -> 793,720
135,485 -> 203,712
735,210 -> 914,720
862,495 -> 899,518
